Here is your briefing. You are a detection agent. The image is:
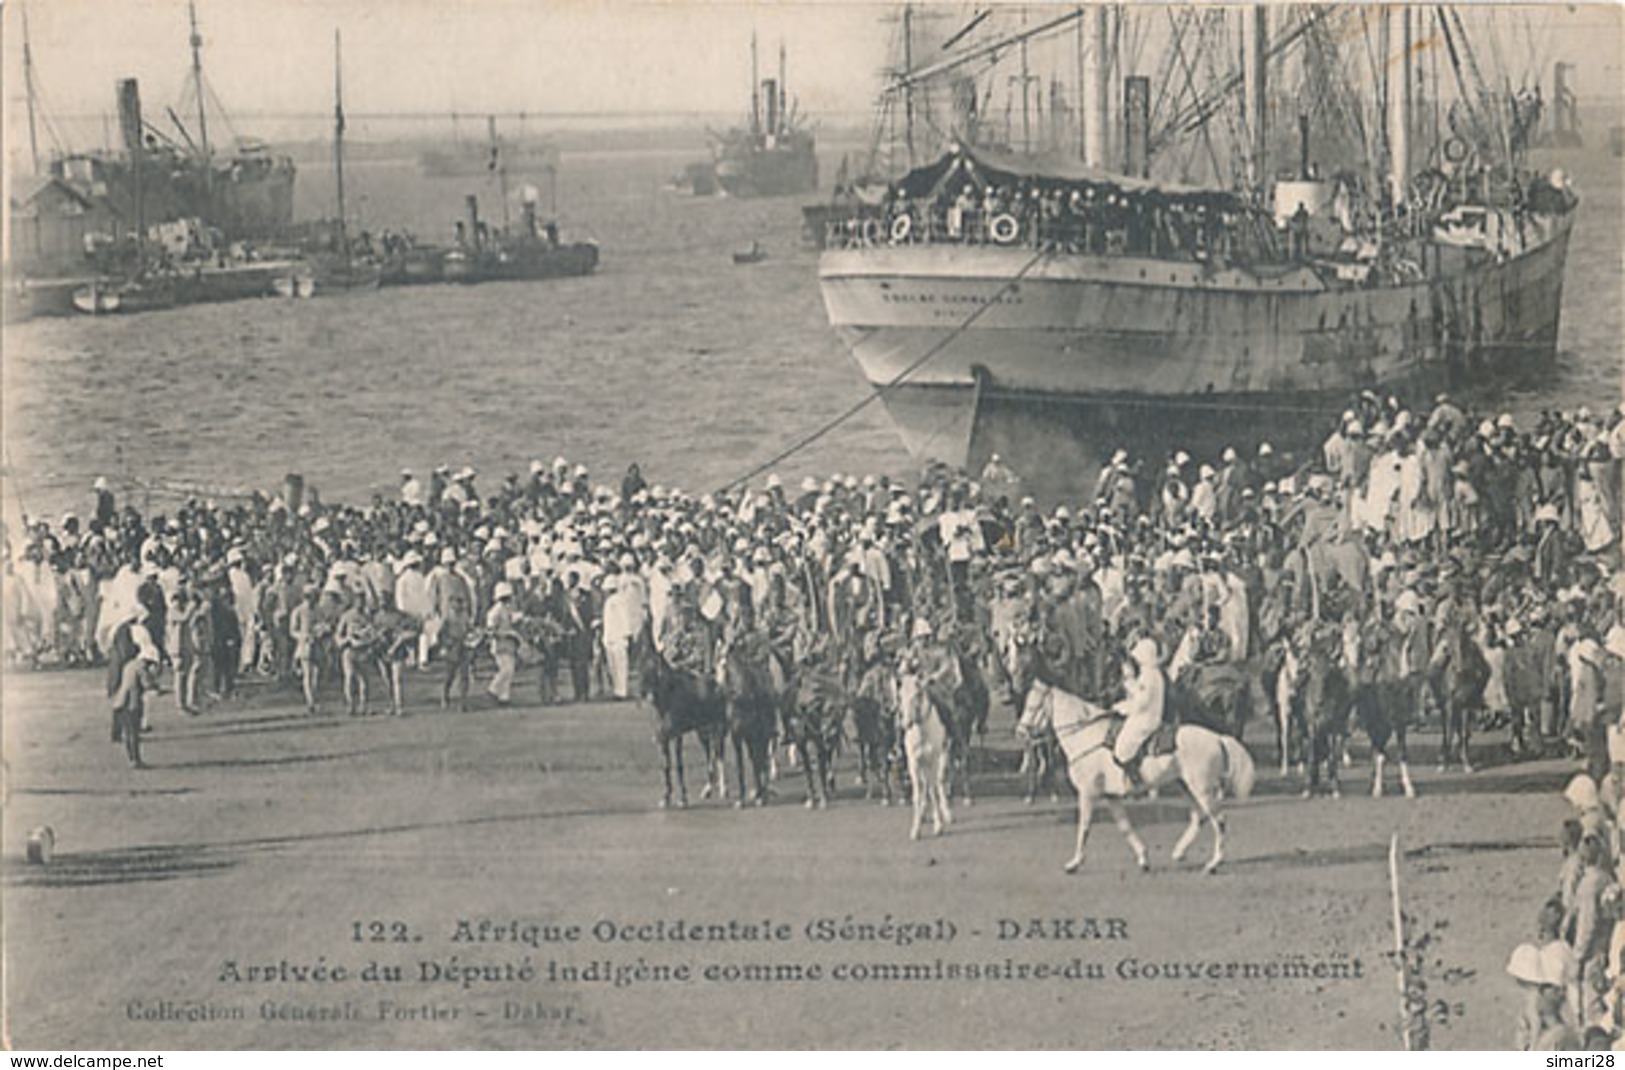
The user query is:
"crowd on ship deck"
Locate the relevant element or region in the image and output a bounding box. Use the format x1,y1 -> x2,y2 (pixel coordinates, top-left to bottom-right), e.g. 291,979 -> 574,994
832,176 -> 1259,264
825,155 -> 1576,278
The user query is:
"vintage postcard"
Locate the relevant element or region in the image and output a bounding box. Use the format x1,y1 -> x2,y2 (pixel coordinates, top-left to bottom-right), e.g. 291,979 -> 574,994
2,0 -> 1621,1052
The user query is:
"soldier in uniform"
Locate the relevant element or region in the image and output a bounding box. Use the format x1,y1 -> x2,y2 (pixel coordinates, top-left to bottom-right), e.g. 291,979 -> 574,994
664,596 -> 710,678
107,605 -> 161,768
335,592 -> 378,716
371,595 -> 419,716
564,570 -> 596,702
429,547 -> 476,710
289,585 -> 324,714
485,581 -> 522,706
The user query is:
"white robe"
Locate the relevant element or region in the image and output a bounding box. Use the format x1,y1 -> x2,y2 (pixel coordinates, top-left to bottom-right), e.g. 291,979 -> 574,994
1578,477 -> 1617,553
1113,665 -> 1166,765
1361,451 -> 1402,533
1221,572 -> 1250,660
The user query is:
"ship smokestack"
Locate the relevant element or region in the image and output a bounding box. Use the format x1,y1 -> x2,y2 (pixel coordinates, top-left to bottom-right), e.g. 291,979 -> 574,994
1122,75 -> 1149,178
1083,6 -> 1110,169
465,194 -> 481,249
762,78 -> 780,136
116,78 -> 143,154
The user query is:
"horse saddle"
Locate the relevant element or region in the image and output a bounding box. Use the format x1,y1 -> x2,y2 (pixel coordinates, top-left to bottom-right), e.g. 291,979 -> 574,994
1101,718 -> 1177,760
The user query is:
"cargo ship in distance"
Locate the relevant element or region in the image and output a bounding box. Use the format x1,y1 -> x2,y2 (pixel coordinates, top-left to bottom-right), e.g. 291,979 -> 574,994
817,5 -> 1577,498
710,35 -> 818,198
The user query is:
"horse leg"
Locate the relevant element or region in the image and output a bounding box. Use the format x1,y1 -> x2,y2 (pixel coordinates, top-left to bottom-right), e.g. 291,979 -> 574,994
1304,729 -> 1321,798
673,736 -> 689,809
1105,798 -> 1149,871
1329,729 -> 1344,800
732,733 -> 749,809
958,736 -> 975,807
1022,741 -> 1037,805
1191,788 -> 1227,874
1438,696 -> 1453,772
1372,749 -> 1386,798
932,746 -> 952,835
1460,703 -> 1475,774
802,733 -> 822,809
1275,674 -> 1292,776
1397,722 -> 1416,798
751,730 -> 771,806
1064,790 -> 1097,873
659,736 -> 674,809
1171,799 -> 1203,864
908,747 -> 925,840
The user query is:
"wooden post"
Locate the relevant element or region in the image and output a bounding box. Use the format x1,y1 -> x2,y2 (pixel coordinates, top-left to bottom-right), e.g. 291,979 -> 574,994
1389,832 -> 1414,1050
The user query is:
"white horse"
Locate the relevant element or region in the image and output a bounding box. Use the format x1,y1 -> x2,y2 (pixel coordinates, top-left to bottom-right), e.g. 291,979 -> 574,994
1016,679 -> 1256,874
897,671 -> 952,840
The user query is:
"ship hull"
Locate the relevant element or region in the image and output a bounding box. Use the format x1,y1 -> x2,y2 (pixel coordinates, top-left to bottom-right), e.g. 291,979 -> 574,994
714,146 -> 819,198
441,243 -> 599,284
820,216 -> 1571,497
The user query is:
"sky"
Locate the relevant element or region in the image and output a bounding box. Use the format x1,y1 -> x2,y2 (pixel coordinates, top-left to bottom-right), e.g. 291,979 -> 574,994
6,1 -> 1621,150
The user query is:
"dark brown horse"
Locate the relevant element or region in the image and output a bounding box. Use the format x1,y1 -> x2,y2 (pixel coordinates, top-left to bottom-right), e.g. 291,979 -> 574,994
1281,626 -> 1353,797
717,637 -> 779,807
788,645 -> 846,808
940,635 -> 991,805
1428,614 -> 1489,773
636,633 -> 726,808
847,653 -> 899,804
1168,660 -> 1259,740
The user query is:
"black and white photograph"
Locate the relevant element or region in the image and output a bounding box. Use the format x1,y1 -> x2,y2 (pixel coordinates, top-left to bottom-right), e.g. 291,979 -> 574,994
2,0 -> 1622,1052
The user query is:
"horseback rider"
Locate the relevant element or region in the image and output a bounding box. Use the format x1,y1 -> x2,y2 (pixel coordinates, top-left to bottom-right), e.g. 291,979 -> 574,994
1111,634 -> 1167,789
664,592 -> 711,679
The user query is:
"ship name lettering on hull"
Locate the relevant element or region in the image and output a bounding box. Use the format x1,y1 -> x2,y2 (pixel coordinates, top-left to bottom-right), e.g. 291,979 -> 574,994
879,291 -> 1024,307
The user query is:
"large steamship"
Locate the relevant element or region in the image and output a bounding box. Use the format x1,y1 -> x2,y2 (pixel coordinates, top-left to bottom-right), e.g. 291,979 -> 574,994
817,6 -> 1576,497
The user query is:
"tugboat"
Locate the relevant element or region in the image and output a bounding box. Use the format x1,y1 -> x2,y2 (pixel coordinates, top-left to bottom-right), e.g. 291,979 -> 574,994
440,194 -> 597,284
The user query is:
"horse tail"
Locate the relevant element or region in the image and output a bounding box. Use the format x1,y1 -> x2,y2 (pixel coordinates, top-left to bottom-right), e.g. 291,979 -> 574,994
1219,735 -> 1257,802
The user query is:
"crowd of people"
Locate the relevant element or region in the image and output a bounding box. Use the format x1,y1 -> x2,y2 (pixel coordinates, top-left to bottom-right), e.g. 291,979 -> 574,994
1511,768 -> 1625,1050
825,150 -> 1577,285
5,395 -> 1622,747
7,392 -> 1625,1043
832,168 -> 1259,265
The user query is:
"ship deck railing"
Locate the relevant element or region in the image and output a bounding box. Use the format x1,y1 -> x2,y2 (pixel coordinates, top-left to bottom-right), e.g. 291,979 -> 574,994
822,205 -> 1262,269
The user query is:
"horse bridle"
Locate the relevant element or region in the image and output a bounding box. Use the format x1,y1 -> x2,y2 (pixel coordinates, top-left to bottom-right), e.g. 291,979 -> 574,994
1020,680 -> 1111,766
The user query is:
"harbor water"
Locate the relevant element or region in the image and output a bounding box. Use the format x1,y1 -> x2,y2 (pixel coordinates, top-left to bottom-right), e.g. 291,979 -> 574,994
3,133 -> 1620,521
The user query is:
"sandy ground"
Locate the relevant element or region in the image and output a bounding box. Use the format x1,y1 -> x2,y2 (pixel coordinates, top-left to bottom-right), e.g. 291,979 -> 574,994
1,663 -> 1570,1050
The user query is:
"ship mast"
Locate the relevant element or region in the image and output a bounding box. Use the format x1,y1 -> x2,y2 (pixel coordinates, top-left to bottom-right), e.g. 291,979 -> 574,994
488,115 -> 510,230
22,0 -> 41,173
902,4 -> 915,167
1083,5 -> 1110,167
778,40 -> 787,137
1019,9 -> 1032,153
750,31 -> 761,138
333,29 -> 348,257
1386,6 -> 1412,207
1242,5 -> 1268,187
188,0 -> 211,162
